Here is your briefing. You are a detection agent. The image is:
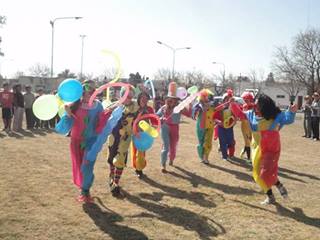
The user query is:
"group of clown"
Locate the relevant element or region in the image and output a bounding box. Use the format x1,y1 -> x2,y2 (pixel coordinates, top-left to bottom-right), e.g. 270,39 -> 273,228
47,77 -> 297,205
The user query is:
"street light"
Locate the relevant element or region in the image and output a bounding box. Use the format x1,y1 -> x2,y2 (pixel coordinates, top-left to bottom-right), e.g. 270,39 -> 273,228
157,41 -> 191,81
50,16 -> 82,79
79,34 -> 86,80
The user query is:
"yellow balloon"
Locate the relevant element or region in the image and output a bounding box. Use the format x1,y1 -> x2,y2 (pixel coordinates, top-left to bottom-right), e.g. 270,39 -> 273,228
139,120 -> 158,138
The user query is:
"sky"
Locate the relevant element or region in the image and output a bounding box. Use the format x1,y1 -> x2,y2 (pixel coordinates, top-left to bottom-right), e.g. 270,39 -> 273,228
0,0 -> 320,80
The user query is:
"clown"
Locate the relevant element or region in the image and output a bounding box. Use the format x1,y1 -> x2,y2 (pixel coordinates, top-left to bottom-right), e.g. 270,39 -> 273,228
157,82 -> 192,173
192,89 -> 215,164
56,80 -> 112,203
106,85 -> 139,197
239,91 -> 255,160
212,89 -> 237,161
230,94 -> 297,204
130,91 -> 156,178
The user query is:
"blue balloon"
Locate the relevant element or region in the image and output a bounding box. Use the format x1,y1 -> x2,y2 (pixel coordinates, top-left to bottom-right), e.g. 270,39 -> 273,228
133,132 -> 154,151
58,79 -> 83,102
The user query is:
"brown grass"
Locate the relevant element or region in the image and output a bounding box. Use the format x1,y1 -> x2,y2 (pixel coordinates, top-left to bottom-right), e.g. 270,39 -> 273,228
0,113 -> 319,240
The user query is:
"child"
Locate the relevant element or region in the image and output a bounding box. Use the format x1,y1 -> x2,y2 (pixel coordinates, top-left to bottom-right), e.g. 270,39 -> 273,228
131,91 -> 155,178
239,91 -> 255,160
56,80 -> 110,203
0,82 -> 14,132
230,94 -> 297,204
107,85 -> 139,196
157,82 -> 192,173
212,90 -> 236,161
192,89 -> 215,164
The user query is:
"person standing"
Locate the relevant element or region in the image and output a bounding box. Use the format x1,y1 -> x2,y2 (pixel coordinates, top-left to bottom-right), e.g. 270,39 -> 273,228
192,89 -> 215,164
311,92 -> 320,141
24,85 -> 35,129
157,82 -> 192,173
0,82 -> 14,132
302,95 -> 312,138
12,84 -> 24,132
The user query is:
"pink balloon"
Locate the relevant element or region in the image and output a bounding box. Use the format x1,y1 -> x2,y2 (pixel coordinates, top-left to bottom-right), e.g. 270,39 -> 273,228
89,82 -> 130,107
173,92 -> 199,113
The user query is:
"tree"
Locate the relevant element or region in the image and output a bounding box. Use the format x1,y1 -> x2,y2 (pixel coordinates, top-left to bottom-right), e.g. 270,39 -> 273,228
278,73 -> 303,103
154,68 -> 171,82
28,63 -> 50,77
272,28 -> 320,94
127,72 -> 143,87
57,69 -> 77,79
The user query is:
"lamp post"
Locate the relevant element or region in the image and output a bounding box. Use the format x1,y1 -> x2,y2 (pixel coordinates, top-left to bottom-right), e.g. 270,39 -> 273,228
157,41 -> 191,81
50,17 -> 82,79
79,34 -> 86,80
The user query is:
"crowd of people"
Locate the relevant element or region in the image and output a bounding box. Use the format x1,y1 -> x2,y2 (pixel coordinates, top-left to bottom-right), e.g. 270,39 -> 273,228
302,92 -> 320,141
0,82 -> 65,133
2,80 -> 317,205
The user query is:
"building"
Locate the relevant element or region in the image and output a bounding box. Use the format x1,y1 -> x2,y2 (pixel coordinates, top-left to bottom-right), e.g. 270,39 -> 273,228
238,81 -> 307,109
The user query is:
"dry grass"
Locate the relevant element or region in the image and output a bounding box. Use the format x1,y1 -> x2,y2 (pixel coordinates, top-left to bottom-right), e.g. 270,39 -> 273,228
0,113 -> 319,240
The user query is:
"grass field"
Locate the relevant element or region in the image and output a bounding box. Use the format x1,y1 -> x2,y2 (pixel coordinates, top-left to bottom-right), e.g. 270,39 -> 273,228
0,113 -> 319,240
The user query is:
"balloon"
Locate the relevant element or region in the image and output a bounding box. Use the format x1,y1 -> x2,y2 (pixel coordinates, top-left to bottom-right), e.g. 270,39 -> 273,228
132,131 -> 154,151
187,86 -> 198,95
102,99 -> 112,109
85,106 -> 124,162
89,82 -> 130,108
144,79 -> 156,99
173,92 -> 199,114
177,87 -> 188,100
58,79 -> 83,102
139,120 -> 158,138
101,49 -> 121,101
58,105 -> 65,118
132,113 -> 161,137
33,95 -> 59,120
223,115 -> 236,128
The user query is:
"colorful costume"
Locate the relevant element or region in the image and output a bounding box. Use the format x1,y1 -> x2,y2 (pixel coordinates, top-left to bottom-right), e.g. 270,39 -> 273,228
156,82 -> 192,168
212,104 -> 236,160
240,92 -> 255,160
230,99 -> 296,203
107,100 -> 139,192
247,110 -> 295,192
56,100 -> 108,198
192,90 -> 215,162
130,105 -> 155,172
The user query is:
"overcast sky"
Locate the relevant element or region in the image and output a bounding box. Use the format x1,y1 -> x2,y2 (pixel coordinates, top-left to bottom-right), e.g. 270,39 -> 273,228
1,0 -> 319,79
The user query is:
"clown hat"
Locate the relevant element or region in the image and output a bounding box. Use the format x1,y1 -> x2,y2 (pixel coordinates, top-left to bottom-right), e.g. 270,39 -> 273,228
166,82 -> 180,99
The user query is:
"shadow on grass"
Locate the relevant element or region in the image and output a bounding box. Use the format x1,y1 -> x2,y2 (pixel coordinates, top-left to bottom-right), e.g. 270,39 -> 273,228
141,175 -> 219,208
83,199 -> 148,240
227,157 -> 308,184
233,199 -> 320,229
124,190 -> 226,240
207,163 -> 254,182
172,166 -> 258,195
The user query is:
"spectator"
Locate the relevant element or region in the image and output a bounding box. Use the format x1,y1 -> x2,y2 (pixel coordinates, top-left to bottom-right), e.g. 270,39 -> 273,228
311,92 -> 320,141
24,85 -> 35,129
12,84 -> 24,132
302,95 -> 312,138
0,82 -> 14,132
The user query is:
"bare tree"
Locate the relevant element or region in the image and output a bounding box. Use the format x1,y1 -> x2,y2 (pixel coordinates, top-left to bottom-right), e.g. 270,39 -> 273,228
272,28 -> 320,94
154,68 -> 172,82
278,73 -> 303,103
57,69 -> 77,79
28,63 -> 50,77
